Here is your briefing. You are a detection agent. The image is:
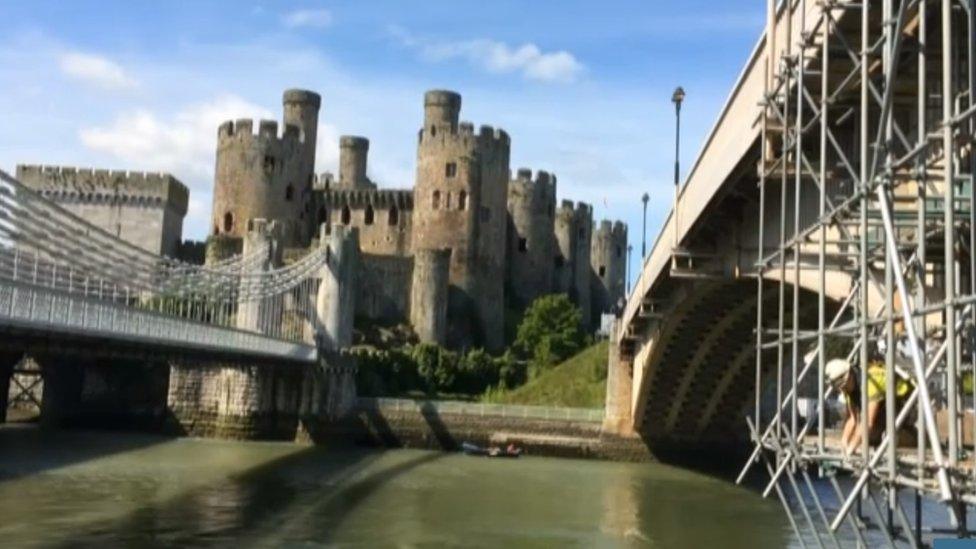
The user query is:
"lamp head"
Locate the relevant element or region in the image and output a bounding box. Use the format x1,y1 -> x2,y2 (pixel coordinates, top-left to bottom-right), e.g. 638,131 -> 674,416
641,192 -> 649,204
672,86 -> 686,106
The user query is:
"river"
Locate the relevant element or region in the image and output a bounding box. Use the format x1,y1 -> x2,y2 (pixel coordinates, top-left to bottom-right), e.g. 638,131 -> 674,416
0,426 -> 795,547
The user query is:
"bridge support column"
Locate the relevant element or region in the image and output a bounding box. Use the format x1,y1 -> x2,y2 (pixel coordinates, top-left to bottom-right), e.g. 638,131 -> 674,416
38,356 -> 84,428
602,321 -> 635,437
316,224 -> 358,350
0,351 -> 20,423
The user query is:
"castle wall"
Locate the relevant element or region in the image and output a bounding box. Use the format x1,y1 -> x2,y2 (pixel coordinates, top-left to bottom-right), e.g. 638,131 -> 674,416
15,165 -> 188,257
357,253 -> 413,322
506,168 -> 556,307
412,90 -> 510,350
316,188 -> 413,256
590,220 -> 628,326
210,90 -> 320,247
554,200 -> 593,330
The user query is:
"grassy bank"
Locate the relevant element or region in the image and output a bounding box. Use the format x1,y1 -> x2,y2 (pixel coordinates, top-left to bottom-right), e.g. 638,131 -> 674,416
483,341 -> 608,408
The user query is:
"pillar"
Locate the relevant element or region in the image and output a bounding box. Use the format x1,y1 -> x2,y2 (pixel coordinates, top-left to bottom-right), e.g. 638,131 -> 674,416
236,219 -> 281,333
410,248 -> 451,345
316,224 -> 359,350
602,321 -> 635,436
0,351 -> 21,423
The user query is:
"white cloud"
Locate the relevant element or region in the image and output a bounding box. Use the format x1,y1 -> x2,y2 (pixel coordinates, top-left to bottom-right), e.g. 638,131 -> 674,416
282,9 -> 333,29
390,27 -> 584,83
59,52 -> 138,90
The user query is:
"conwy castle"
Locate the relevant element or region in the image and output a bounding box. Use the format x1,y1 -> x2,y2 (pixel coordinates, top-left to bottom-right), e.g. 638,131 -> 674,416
16,88 -> 627,350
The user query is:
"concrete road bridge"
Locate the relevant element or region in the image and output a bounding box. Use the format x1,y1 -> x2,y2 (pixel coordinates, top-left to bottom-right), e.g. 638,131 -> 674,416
603,0 -> 975,460
0,170 -> 358,436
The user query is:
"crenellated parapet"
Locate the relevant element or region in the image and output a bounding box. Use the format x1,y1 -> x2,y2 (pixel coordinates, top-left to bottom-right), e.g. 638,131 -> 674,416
16,164 -> 189,216
319,188 -> 414,210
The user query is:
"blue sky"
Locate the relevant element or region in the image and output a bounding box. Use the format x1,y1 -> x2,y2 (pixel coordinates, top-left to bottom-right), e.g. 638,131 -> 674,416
0,0 -> 765,285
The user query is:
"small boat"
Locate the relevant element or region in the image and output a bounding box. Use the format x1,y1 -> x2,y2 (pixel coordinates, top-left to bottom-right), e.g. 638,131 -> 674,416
461,441 -> 522,458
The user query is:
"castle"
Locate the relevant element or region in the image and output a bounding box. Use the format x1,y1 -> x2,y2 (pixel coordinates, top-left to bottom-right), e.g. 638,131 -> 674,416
17,88 -> 627,351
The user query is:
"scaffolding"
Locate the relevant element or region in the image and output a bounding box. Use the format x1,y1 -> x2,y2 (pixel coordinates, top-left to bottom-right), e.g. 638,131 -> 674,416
738,0 -> 976,545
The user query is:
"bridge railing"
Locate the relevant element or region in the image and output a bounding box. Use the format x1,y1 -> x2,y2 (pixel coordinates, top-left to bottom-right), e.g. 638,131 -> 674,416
0,170 -> 326,361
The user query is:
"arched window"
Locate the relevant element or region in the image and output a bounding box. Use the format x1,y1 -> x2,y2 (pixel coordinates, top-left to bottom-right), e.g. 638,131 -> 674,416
446,192 -> 452,209
364,204 -> 375,225
458,191 -> 467,211
389,206 -> 399,226
318,206 -> 328,225
223,212 -> 234,232
341,205 -> 351,225
432,190 -> 441,209
431,126 -> 437,136
285,184 -> 294,201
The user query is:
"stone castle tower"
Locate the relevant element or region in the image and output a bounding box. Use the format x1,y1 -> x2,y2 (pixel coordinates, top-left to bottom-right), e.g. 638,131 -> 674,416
412,90 -> 511,350
335,136 -> 376,190
590,220 -> 628,326
506,168 -> 556,308
210,89 -> 320,247
554,200 -> 593,330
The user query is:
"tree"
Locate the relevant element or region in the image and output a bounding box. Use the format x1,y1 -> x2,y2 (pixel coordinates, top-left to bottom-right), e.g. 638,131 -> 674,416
514,294 -> 584,373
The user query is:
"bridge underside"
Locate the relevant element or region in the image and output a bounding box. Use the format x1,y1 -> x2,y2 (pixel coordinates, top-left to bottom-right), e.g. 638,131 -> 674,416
630,278 -> 834,450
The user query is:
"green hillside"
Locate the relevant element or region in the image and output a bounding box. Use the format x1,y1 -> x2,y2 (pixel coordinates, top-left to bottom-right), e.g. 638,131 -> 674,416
483,340 -> 608,408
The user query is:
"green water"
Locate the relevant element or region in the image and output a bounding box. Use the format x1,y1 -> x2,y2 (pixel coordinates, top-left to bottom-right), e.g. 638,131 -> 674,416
0,427 -> 793,547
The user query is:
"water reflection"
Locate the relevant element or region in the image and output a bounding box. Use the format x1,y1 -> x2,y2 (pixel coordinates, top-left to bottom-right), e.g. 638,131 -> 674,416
0,427 -> 793,547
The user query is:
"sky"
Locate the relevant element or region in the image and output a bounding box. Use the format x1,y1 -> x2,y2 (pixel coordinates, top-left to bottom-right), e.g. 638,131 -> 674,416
0,0 -> 767,287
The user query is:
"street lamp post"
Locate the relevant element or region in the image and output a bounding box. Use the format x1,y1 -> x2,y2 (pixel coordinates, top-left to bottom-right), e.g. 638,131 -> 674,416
641,192 -> 649,259
626,244 -> 633,294
672,86 -> 685,250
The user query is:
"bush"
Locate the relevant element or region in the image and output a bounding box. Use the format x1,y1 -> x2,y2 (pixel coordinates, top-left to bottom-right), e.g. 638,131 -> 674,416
514,294 -> 585,374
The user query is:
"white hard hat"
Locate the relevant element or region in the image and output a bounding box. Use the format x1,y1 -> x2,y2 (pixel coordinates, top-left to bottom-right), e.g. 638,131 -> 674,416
825,359 -> 851,383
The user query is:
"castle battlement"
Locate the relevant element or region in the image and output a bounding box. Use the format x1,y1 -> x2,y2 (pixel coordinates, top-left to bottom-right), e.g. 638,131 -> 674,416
217,119 -> 302,145
593,219 -> 627,239
16,164 -> 189,215
512,168 -> 556,187
557,200 -> 592,218
320,188 -> 414,210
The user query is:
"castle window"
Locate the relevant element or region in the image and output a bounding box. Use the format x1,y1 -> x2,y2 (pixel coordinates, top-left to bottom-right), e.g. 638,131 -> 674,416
432,190 -> 441,209
446,192 -> 452,209
578,227 -> 585,239
285,184 -> 294,201
223,212 -> 234,232
318,206 -> 327,224
446,162 -> 457,178
341,205 -> 351,225
518,238 -> 528,252
458,191 -> 467,211
480,206 -> 490,222
263,155 -> 276,174
616,245 -> 622,258
599,266 -> 606,277
389,206 -> 399,226
364,205 -> 375,225
431,126 -> 436,136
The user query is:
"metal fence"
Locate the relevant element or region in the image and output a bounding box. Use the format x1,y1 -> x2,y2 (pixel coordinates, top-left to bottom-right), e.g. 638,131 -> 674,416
358,397 -> 605,423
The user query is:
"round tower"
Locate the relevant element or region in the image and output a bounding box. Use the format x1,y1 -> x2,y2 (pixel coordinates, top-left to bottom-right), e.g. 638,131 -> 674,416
553,201 -> 593,331
423,90 -> 461,133
283,89 -> 321,239
410,248 -> 452,345
338,136 -> 372,189
413,89 -> 510,350
506,168 -> 557,307
590,219 -> 628,326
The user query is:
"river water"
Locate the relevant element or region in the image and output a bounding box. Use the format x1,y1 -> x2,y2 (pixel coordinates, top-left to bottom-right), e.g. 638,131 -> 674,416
0,426 -> 795,547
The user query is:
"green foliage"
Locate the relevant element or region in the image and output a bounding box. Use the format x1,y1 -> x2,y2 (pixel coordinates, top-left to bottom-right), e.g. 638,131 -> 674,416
483,341 -> 609,408
514,294 -> 585,374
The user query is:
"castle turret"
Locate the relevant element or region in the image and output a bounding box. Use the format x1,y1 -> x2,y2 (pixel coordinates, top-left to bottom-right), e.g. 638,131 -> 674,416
410,248 -> 452,345
337,136 -> 375,189
210,89 -> 320,250
590,219 -> 628,327
413,90 -> 510,350
506,168 -> 557,307
554,200 -> 593,330
423,90 -> 462,133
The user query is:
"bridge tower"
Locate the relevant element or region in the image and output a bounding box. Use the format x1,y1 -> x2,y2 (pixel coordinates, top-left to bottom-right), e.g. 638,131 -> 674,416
506,168 -> 557,308
412,90 -> 510,350
210,89 -> 320,249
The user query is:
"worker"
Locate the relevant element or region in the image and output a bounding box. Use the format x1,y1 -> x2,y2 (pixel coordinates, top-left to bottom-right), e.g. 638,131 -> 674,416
825,356 -> 913,456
